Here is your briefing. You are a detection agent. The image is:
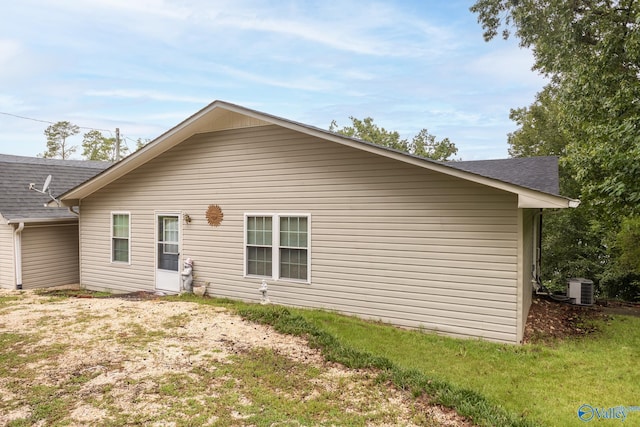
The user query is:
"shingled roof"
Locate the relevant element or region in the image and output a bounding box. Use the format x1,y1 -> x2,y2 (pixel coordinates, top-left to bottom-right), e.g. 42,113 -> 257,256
0,154 -> 110,223
446,156 -> 561,196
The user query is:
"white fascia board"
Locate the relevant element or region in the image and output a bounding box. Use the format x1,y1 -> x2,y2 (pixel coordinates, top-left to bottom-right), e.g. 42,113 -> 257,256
518,193 -> 580,209
7,217 -> 78,225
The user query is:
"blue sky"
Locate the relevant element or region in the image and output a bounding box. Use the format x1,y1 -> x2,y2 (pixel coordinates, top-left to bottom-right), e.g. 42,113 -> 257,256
0,0 -> 546,160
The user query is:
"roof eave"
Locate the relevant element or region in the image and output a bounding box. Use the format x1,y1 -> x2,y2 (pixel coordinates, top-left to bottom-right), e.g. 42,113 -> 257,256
56,100 -> 576,207
7,217 -> 78,225
518,193 -> 581,209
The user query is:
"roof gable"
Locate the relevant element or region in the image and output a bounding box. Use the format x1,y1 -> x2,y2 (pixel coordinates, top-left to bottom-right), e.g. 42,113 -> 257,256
55,101 -> 578,209
0,154 -> 110,223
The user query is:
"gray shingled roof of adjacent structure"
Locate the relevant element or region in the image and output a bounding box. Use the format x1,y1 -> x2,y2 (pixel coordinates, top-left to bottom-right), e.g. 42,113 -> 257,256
444,156 -> 561,196
0,154 -> 110,222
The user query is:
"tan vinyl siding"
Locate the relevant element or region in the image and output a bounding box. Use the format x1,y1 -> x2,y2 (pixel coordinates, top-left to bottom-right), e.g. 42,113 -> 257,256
0,224 -> 15,289
21,224 -> 79,289
80,125 -> 520,342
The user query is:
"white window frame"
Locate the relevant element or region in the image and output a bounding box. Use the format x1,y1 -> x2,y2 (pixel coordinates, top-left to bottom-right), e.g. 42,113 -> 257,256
110,211 -> 131,264
244,213 -> 311,284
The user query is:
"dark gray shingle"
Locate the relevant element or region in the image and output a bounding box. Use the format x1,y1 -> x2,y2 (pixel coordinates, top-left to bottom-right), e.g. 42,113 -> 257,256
0,154 -> 110,222
445,156 -> 560,195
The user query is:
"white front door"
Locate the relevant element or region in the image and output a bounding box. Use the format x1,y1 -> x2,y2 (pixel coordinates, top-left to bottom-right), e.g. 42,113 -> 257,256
155,214 -> 181,293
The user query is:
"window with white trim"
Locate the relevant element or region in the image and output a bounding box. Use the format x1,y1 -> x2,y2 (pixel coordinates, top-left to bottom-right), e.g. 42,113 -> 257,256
111,212 -> 130,263
245,214 -> 310,283
246,216 -> 273,277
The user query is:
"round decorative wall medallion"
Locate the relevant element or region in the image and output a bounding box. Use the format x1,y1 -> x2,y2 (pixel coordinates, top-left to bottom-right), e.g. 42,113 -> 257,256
206,204 -> 223,226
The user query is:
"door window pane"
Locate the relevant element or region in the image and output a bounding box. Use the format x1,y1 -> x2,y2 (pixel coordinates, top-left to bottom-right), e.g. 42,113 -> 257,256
158,215 -> 179,271
162,217 -> 179,255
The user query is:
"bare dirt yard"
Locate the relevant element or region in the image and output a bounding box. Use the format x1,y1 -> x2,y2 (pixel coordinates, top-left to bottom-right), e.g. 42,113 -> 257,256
0,289 -> 468,426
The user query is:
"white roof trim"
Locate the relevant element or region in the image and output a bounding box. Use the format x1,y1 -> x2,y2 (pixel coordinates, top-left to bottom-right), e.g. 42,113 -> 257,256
7,217 -> 78,225
55,100 -> 578,209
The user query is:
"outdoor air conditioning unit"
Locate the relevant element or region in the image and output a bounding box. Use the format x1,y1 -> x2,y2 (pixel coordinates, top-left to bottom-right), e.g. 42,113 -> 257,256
567,278 -> 594,306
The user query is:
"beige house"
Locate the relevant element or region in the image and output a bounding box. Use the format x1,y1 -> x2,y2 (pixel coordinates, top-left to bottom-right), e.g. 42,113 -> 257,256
56,101 -> 578,343
0,155 -> 109,290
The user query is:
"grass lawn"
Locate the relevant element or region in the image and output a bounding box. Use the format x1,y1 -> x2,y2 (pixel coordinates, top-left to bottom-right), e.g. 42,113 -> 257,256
286,309 -> 640,426
195,294 -> 638,427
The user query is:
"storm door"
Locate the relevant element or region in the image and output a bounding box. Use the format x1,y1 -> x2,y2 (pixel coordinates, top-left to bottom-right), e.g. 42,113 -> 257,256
155,214 -> 180,293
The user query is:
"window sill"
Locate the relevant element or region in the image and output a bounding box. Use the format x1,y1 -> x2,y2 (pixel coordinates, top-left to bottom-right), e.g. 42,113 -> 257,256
244,274 -> 310,285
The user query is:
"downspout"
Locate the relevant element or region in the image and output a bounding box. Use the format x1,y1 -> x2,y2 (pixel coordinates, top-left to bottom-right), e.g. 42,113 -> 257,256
68,207 -> 79,216
13,222 -> 24,290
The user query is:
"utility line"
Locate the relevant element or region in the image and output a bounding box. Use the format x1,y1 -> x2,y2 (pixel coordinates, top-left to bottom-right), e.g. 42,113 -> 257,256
0,111 -> 114,134
0,111 -> 54,125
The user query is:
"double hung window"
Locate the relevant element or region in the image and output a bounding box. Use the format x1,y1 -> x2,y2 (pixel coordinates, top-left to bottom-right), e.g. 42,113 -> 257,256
111,212 -> 130,263
245,214 -> 310,283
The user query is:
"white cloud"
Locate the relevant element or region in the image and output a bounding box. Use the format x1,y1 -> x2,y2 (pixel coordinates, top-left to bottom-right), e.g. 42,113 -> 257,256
0,1 -> 547,160
55,0 -> 192,20
85,89 -> 211,104
468,45 -> 545,86
0,95 -> 27,112
0,39 -> 20,65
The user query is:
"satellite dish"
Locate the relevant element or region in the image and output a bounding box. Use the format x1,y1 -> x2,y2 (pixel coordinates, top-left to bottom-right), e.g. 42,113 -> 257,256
42,175 -> 52,193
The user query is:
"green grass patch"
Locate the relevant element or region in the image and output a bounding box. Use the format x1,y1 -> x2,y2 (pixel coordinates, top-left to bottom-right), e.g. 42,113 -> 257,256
209,347 -> 413,426
203,300 -> 638,427
34,289 -> 113,298
114,322 -> 166,346
0,296 -> 22,305
234,304 -> 533,427
100,347 -> 414,426
162,313 -> 191,329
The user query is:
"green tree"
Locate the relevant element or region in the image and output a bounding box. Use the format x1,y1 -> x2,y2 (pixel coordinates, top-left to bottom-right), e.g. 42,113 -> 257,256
134,137 -> 150,151
42,121 -> 79,159
81,130 -> 128,162
329,117 -> 457,161
507,85 -> 570,158
471,0 -> 640,299
330,117 -> 409,152
471,0 -> 640,214
411,129 -> 458,161
601,215 -> 640,301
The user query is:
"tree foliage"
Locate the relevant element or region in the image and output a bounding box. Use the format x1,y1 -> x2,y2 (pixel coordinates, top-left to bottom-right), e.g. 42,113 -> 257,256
616,216 -> 640,275
411,129 -> 458,161
471,0 -> 640,299
134,137 -> 150,151
329,117 -> 458,161
42,121 -> 79,159
82,130 -> 128,162
472,0 -> 640,213
507,85 -> 570,159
